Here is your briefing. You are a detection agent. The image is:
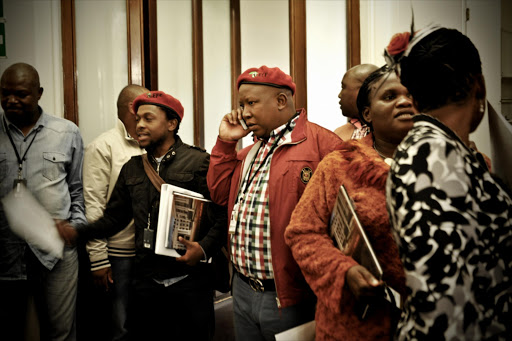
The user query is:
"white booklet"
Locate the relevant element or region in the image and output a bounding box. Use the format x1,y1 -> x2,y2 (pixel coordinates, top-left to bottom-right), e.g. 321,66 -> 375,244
330,185 -> 401,311
1,185 -> 64,259
330,185 -> 383,280
275,320 -> 315,341
155,184 -> 210,257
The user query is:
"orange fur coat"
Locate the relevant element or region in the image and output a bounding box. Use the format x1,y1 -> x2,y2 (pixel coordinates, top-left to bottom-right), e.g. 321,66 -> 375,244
285,134 -> 406,340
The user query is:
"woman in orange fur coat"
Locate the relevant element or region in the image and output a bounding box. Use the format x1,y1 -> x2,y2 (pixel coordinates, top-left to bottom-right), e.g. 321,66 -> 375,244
285,66 -> 417,340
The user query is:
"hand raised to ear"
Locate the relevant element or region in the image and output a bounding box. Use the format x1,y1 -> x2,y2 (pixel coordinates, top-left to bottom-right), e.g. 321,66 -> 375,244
219,108 -> 251,142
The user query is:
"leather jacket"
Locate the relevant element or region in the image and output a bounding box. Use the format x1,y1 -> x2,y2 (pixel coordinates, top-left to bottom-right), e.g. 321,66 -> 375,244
78,136 -> 227,280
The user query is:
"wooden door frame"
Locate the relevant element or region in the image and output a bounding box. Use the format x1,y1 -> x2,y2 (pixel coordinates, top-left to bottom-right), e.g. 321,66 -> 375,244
61,0 -> 360,129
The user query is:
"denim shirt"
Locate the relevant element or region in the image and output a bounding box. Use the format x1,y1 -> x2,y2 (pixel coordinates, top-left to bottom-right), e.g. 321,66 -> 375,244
0,109 -> 86,279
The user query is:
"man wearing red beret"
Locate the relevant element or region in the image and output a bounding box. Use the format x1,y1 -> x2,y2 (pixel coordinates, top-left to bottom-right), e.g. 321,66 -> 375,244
58,91 -> 227,340
207,66 -> 342,339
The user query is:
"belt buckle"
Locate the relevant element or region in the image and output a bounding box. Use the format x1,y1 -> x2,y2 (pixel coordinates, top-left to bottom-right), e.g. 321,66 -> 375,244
249,277 -> 264,292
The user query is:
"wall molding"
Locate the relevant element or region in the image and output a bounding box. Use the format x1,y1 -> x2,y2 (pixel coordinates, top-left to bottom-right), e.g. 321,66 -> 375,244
347,0 -> 361,68
192,0 -> 205,147
289,0 -> 307,110
61,0 -> 78,125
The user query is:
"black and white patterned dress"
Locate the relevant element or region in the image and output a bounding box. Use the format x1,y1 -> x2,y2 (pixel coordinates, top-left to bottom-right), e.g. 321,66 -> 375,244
386,114 -> 512,340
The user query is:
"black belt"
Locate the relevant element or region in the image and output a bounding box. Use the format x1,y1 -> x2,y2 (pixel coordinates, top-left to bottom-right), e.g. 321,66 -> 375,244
237,272 -> 275,292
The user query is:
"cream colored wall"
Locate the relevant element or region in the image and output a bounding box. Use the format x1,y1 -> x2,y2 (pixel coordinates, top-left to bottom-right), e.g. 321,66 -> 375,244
75,0 -> 128,146
306,0 -> 347,131
360,0 -> 499,157
203,0 -> 231,153
239,0 -> 290,149
0,0 -> 63,118
157,0 -> 194,146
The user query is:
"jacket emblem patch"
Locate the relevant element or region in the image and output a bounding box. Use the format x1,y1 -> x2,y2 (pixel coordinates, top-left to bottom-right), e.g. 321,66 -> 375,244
300,167 -> 313,184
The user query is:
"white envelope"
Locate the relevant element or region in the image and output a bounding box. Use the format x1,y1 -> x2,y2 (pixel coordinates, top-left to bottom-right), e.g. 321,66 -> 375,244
1,185 -> 64,259
275,320 -> 316,341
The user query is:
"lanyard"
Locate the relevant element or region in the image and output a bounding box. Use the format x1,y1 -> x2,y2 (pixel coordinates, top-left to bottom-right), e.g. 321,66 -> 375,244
3,117 -> 40,180
240,114 -> 296,197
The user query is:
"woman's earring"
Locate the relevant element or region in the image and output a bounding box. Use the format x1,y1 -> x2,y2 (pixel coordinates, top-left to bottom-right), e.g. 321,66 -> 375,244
479,101 -> 485,113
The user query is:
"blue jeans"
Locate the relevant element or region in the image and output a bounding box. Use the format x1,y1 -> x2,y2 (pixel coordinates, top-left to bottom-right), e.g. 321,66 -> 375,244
110,256 -> 133,341
30,246 -> 78,341
232,272 -> 315,341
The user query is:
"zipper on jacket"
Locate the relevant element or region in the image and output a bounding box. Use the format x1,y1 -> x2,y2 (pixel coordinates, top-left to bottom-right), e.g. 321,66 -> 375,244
270,136 -> 305,310
150,154 -> 161,174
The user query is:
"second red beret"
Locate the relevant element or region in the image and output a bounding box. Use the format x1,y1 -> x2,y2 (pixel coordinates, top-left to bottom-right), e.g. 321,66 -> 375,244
132,91 -> 184,122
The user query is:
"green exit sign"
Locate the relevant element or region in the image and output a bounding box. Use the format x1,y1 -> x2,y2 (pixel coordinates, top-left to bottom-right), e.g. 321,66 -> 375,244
0,22 -> 5,58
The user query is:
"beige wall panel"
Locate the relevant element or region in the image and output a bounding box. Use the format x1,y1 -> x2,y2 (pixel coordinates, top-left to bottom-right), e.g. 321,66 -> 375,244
75,0 -> 128,145
157,0 -> 194,146
306,0 -> 347,131
0,0 -> 63,118
239,0 -> 289,147
203,0 -> 231,153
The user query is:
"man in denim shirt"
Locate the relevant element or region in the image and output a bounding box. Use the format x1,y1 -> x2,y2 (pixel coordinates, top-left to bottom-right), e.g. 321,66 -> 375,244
0,63 -> 86,341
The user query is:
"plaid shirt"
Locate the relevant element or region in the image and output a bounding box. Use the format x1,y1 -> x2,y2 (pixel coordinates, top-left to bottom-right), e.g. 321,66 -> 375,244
231,115 -> 298,280
350,118 -> 370,139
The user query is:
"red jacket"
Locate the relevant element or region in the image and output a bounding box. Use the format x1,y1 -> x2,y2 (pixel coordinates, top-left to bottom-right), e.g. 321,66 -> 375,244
207,109 -> 342,308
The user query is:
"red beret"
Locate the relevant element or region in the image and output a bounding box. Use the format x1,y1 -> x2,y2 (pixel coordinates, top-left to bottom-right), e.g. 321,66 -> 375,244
132,91 -> 184,122
237,66 -> 296,95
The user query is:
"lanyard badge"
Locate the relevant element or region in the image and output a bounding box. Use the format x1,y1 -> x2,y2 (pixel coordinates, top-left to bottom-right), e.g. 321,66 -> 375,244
229,202 -> 240,234
4,117 -> 40,194
13,164 -> 27,194
143,212 -> 155,250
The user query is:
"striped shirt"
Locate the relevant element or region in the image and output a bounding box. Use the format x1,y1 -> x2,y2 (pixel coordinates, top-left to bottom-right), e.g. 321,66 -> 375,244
231,115 -> 298,280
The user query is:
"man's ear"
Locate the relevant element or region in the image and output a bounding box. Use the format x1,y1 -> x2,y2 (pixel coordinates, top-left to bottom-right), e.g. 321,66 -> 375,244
38,87 -> 44,100
362,107 -> 371,124
276,92 -> 288,110
167,118 -> 179,132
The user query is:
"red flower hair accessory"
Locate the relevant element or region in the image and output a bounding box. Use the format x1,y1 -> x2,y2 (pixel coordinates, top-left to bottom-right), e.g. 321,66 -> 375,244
386,32 -> 411,56
384,23 -> 442,76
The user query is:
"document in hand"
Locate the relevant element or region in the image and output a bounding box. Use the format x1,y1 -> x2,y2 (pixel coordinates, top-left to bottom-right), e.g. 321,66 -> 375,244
330,185 -> 401,313
275,320 -> 315,341
155,184 -> 211,257
1,184 -> 64,259
330,185 -> 383,279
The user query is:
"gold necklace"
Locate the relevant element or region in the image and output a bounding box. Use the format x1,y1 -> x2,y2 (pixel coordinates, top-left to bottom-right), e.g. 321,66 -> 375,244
373,141 -> 393,166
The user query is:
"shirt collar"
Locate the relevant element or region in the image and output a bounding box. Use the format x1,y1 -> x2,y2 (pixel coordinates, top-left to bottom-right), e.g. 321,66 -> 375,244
1,107 -> 45,135
258,113 -> 299,143
116,118 -> 139,144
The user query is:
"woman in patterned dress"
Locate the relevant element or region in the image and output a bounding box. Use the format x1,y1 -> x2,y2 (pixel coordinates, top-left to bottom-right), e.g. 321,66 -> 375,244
386,26 -> 512,340
285,66 -> 417,340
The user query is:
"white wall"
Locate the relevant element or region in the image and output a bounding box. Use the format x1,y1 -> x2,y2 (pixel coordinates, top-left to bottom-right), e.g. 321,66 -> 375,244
240,0 -> 290,73
360,0 -> 464,69
157,0 -> 195,147
203,0 -> 231,153
75,0 -> 128,146
239,0 -> 290,148
306,0 -> 347,131
0,0 -> 63,118
360,0 -> 498,157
